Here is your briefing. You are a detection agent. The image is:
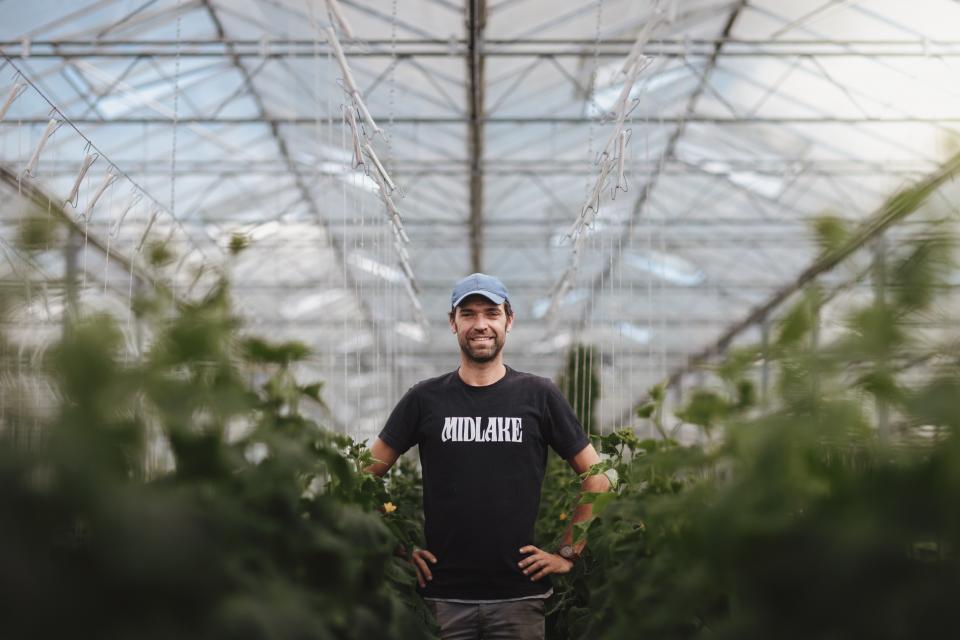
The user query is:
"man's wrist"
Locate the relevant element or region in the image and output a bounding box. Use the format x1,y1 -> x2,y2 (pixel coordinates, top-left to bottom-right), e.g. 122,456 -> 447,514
556,543 -> 581,563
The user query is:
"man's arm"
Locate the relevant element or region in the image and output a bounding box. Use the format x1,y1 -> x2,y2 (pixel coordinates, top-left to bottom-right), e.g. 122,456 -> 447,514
519,443 -> 610,581
362,437 -> 438,586
363,437 -> 401,477
559,443 -> 610,556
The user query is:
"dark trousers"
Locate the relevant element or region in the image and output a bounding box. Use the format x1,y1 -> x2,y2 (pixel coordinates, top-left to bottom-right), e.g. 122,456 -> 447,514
425,598 -> 546,640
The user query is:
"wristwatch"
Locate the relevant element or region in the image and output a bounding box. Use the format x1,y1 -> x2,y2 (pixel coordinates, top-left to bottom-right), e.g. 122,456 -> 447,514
557,544 -> 580,562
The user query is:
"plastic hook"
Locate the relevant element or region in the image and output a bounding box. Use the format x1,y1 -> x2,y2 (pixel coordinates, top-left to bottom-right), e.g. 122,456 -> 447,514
64,148 -> 99,208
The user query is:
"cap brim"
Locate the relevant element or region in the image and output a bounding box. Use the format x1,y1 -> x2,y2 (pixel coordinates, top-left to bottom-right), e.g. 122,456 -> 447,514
452,290 -> 506,307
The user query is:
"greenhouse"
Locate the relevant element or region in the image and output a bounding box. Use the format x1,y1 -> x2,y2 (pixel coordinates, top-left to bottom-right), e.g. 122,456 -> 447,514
1,1 -> 959,638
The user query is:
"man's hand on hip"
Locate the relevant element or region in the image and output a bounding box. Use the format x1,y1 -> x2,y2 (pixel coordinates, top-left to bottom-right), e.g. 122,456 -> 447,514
518,545 -> 573,581
411,548 -> 438,588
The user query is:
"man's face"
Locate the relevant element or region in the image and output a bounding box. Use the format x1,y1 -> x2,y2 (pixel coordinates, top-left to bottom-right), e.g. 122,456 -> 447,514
450,295 -> 513,364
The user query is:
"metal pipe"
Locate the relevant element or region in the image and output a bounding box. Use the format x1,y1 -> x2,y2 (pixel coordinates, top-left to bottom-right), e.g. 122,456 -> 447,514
6,116 -> 958,124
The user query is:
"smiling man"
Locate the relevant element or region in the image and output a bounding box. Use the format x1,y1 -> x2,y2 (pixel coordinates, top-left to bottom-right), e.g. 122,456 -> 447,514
365,273 -> 609,640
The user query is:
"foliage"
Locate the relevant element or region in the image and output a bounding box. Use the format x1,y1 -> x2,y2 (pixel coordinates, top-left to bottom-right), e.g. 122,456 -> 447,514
542,220 -> 960,639
539,342 -> 604,561
557,344 -> 600,433
0,260 -> 435,639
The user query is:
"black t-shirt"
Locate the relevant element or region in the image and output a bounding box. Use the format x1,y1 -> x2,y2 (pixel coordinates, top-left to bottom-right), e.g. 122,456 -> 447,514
378,366 -> 591,600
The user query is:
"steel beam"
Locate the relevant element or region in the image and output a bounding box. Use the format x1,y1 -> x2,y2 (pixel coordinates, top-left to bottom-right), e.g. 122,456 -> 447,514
466,0 -> 487,273
7,158 -> 934,176
6,116 -> 958,125
6,39 -> 960,58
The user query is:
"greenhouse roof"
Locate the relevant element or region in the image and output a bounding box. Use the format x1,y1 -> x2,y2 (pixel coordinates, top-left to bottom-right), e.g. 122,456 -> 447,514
2,0 -> 959,438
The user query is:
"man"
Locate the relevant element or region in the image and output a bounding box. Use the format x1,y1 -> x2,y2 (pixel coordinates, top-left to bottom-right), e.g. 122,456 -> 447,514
365,273 -> 610,640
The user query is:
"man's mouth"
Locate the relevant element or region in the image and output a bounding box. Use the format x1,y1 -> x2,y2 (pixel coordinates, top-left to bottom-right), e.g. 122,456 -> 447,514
470,336 -> 494,344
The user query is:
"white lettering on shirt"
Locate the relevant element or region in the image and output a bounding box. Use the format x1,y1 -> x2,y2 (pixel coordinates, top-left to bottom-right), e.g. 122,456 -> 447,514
441,417 -> 523,443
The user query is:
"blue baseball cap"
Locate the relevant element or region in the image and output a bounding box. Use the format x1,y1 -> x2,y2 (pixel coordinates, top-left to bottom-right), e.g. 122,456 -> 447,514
451,273 -> 510,308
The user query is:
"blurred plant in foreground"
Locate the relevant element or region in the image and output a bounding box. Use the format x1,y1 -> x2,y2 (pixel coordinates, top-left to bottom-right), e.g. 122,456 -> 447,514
542,211 -> 960,638
0,220 -> 434,639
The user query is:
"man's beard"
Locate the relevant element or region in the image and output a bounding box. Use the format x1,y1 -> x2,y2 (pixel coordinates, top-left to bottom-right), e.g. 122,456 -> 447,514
459,333 -> 504,364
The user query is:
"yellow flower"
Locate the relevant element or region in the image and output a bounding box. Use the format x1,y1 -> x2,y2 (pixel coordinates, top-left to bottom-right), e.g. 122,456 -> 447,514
558,512 -> 568,521
383,501 -> 397,514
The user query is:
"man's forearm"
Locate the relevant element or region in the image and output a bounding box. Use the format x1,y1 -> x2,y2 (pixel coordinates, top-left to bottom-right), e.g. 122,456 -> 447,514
560,472 -> 611,552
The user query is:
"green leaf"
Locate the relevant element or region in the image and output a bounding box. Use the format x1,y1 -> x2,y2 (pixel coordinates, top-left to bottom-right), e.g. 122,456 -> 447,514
228,233 -> 250,255
582,491 -> 617,516
636,402 -> 656,418
147,241 -> 175,267
300,382 -> 325,403
811,214 -> 851,255
675,390 -> 730,429
572,519 -> 593,544
243,337 -> 312,365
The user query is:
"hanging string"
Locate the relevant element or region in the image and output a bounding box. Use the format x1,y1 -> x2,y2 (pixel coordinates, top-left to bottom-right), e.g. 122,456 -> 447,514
102,180 -> 119,295
342,105 -> 349,424
658,220 -> 667,383
382,0 -> 398,414
306,0 -> 329,402
169,0 -> 183,300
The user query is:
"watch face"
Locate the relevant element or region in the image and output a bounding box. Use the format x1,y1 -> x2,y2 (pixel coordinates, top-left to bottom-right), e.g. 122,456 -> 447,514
559,545 -> 575,559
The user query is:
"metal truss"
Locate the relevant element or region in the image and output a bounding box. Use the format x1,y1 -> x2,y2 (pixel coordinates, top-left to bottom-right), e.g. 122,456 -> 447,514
6,38 -> 960,58
3,0 -> 959,431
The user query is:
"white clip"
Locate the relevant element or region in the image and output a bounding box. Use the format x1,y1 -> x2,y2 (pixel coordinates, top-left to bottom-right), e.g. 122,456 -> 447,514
110,192 -> 142,236
343,106 -> 364,168
21,37 -> 31,59
326,26 -> 383,137
371,170 -> 410,244
64,150 -> 99,208
351,90 -> 382,140
363,141 -> 397,193
259,35 -> 269,59
0,81 -> 28,121
22,118 -> 61,178
136,208 -> 161,253
574,161 -> 611,235
387,201 -> 411,244
80,168 -> 118,223
613,129 -> 629,199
